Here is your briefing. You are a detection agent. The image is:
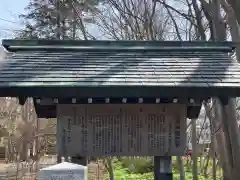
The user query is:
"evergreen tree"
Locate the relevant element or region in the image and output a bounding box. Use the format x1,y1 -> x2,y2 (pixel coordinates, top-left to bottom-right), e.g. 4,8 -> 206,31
17,0 -> 102,39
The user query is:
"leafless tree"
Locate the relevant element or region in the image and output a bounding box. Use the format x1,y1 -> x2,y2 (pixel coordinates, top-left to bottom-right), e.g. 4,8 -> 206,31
94,0 -> 171,40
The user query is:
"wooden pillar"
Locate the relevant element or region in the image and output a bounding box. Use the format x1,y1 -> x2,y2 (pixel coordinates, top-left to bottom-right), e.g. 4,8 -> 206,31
192,118 -> 198,180
56,111 -> 63,163
154,156 -> 172,180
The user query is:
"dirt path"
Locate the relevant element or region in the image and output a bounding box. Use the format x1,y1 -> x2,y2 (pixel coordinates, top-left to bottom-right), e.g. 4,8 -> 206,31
88,162 -> 105,180
0,162 -> 7,180
0,158 -> 106,180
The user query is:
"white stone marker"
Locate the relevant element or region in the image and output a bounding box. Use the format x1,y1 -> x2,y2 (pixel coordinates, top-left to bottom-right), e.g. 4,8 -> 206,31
37,162 -> 87,180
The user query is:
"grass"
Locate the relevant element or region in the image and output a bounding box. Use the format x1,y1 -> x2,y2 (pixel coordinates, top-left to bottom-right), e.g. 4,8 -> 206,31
104,157 -> 223,180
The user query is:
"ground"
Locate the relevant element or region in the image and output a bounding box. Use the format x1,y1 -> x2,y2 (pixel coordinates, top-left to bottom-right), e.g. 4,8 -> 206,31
0,161 -> 8,180
0,157 -> 105,180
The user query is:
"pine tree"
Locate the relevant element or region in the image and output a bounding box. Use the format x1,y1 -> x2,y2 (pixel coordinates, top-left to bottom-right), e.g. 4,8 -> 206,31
17,0 -> 103,39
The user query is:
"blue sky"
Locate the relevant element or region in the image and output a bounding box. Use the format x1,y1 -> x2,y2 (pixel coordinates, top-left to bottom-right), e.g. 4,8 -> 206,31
0,0 -> 29,40
0,0 -> 99,40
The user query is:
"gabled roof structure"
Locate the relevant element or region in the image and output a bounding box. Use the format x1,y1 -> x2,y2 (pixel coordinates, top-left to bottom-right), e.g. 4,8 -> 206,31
0,40 -> 239,99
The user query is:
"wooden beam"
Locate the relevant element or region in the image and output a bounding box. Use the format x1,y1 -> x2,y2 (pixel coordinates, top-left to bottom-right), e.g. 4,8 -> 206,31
0,86 -> 239,98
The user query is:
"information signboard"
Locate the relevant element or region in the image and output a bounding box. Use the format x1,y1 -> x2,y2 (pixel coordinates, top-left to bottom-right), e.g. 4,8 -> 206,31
56,104 -> 186,156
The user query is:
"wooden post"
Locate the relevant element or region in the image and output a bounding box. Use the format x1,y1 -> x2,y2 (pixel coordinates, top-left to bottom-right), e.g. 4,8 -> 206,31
192,118 -> 198,180
154,156 -> 172,180
56,111 -> 63,163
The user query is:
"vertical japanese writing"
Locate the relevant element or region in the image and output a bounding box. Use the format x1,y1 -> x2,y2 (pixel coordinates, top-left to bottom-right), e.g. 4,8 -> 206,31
62,128 -> 66,156
58,104 -> 186,156
175,115 -> 181,148
67,118 -> 71,148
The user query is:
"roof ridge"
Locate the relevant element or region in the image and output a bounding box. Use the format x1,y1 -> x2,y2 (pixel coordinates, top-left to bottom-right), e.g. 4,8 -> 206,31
2,39 -> 235,52
2,40 -> 234,52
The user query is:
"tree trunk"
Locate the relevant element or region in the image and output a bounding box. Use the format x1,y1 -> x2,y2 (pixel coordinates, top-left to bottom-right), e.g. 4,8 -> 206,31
220,0 -> 240,62
210,112 -> 217,180
212,100 -> 232,180
221,98 -> 240,180
105,158 -> 114,180
211,1 -> 240,179
203,152 -> 210,177
20,135 -> 28,161
177,156 -> 185,180
226,0 -> 240,25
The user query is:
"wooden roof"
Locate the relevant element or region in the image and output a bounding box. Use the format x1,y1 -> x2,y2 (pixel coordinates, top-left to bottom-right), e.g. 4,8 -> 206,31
0,40 -> 239,98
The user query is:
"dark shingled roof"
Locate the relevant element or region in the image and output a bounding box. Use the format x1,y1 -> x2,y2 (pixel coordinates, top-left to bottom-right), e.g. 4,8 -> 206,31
0,40 -> 240,98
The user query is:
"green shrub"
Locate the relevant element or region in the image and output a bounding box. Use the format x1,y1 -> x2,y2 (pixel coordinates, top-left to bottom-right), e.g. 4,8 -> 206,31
120,157 -> 154,174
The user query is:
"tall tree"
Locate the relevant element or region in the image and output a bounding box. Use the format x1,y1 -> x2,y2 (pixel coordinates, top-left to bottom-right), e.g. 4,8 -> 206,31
18,0 -> 102,39
95,0 -> 170,40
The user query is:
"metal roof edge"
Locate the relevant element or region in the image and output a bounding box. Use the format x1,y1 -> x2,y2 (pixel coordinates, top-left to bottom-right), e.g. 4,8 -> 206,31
2,39 -> 235,52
